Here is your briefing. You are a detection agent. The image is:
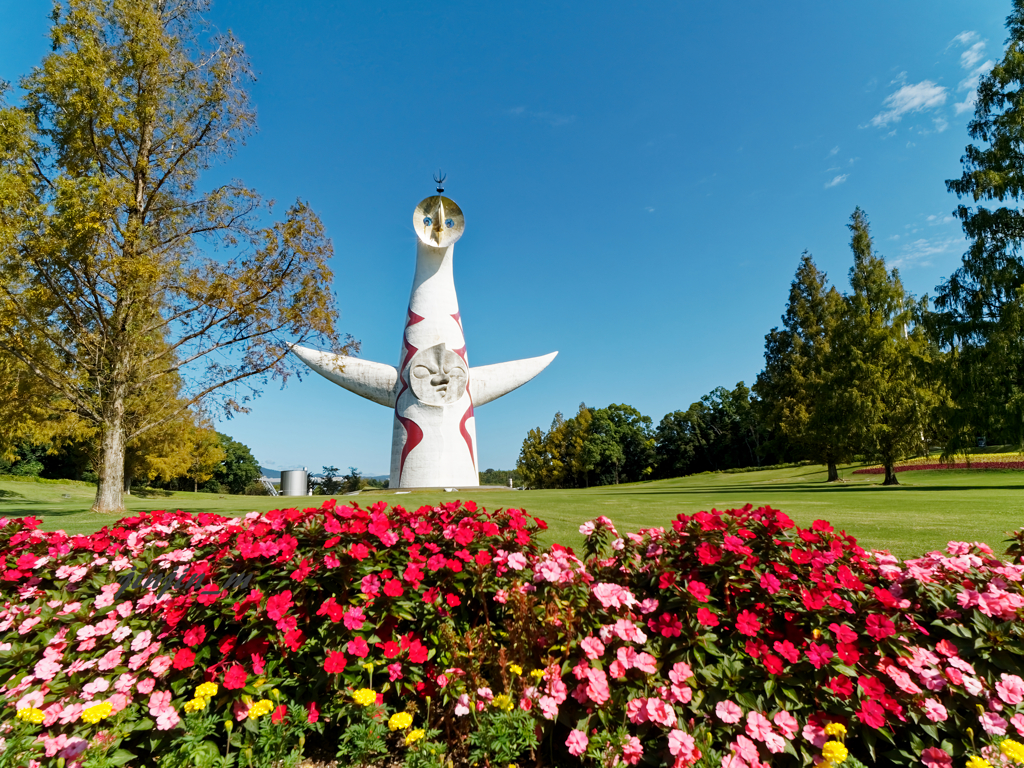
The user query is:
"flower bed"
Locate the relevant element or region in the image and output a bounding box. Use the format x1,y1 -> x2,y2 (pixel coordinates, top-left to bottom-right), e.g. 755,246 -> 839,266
2,501 -> 1024,768
854,453 -> 1024,474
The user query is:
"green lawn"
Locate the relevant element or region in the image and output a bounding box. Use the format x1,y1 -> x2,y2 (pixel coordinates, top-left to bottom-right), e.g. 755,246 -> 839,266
3,462 -> 1023,559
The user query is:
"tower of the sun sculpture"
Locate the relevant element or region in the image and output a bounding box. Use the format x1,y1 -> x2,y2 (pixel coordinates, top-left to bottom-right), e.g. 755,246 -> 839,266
291,184 -> 557,488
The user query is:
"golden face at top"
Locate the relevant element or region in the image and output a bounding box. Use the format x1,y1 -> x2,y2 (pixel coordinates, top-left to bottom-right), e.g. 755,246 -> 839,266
413,196 -> 465,248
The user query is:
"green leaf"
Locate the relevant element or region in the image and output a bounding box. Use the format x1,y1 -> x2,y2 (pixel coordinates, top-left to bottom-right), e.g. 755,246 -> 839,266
109,749 -> 137,767
763,678 -> 776,698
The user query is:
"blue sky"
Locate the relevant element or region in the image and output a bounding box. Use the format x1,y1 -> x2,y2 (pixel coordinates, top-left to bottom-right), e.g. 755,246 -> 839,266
1,0 -> 1011,476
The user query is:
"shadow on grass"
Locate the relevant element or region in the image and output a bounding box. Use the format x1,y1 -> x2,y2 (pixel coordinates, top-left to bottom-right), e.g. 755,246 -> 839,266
586,481 -> 1024,496
0,489 -> 24,499
129,488 -> 175,499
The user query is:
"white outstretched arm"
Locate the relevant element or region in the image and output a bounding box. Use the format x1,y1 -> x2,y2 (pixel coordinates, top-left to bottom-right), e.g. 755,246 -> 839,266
469,351 -> 558,406
290,345 -> 398,408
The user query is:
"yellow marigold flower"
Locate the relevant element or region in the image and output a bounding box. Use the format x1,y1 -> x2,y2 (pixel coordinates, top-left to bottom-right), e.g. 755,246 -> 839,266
822,741 -> 848,765
966,758 -> 992,768
509,664 -> 523,676
529,669 -> 545,680
81,702 -> 114,725
824,723 -> 847,737
406,728 -> 426,746
812,628 -> 822,640
353,688 -> 377,707
196,682 -> 219,699
184,697 -> 209,714
363,662 -> 375,671
16,707 -> 45,725
492,694 -> 514,712
389,712 -> 414,731
247,700 -> 274,720
1002,740 -> 1024,763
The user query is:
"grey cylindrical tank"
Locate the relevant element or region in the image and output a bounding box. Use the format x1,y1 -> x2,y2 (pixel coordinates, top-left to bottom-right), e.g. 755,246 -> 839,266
280,469 -> 308,496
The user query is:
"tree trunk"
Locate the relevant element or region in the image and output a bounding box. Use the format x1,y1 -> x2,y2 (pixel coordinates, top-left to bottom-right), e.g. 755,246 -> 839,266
93,400 -> 127,513
827,461 -> 839,482
882,463 -> 900,486
123,472 -> 132,495
194,478 -> 198,493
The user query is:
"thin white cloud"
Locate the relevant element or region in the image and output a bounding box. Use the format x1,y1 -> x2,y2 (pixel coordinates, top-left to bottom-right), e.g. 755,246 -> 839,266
827,146 -> 839,157
869,81 -> 947,127
890,235 -> 964,269
933,117 -> 949,133
645,206 -> 655,213
505,106 -> 576,127
824,174 -> 848,189
950,32 -> 995,117
961,42 -> 987,70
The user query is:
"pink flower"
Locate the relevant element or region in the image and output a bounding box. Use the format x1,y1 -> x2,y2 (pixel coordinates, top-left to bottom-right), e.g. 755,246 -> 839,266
923,698 -> 948,722
566,729 -> 589,757
745,711 -> 773,742
455,693 -> 471,717
1012,712 -> 1024,736
98,647 -> 124,672
921,747 -> 953,768
130,630 -> 153,652
997,674 -> 1024,705
82,678 -> 110,698
137,677 -> 156,694
646,697 -> 677,727
764,731 -> 786,754
627,698 -> 649,724
716,700 -> 743,724
622,736 -> 643,765
772,710 -> 798,739
980,711 -> 1007,735
669,662 -> 693,686
580,636 -> 605,659
33,658 -> 62,681
732,734 -> 759,762
538,695 -> 558,720
592,582 -> 636,609
585,668 -> 610,705
149,655 -> 172,677
148,690 -> 174,717
507,552 -> 527,570
668,729 -> 697,758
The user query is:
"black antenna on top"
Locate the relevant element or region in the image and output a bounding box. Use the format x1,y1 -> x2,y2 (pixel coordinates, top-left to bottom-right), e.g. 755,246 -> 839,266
433,170 -> 446,193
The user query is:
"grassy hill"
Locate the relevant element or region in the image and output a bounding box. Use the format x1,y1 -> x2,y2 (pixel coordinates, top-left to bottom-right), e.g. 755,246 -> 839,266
2,461 -> 1023,559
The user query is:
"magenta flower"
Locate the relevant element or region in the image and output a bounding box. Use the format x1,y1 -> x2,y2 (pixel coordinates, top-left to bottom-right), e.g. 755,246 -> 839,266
921,747 -> 953,768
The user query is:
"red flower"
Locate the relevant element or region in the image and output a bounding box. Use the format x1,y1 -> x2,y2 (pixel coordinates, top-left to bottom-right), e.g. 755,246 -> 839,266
290,559 -> 312,581
828,623 -> 858,643
773,640 -> 800,664
283,629 -> 305,652
408,638 -> 428,664
348,637 -> 370,658
475,550 -> 492,565
172,648 -> 196,670
696,543 -> 721,566
271,705 -> 287,724
828,675 -> 854,698
266,591 -> 293,621
762,654 -> 784,675
652,613 -> 683,638
836,565 -> 864,590
306,702 -> 319,723
759,572 -> 781,594
696,608 -> 719,627
873,587 -> 898,608
316,597 -> 345,623
687,580 -> 711,602
183,625 -> 206,647
223,665 -> 248,690
445,593 -> 461,607
383,579 -> 404,597
381,640 -> 401,659
858,676 -> 886,699
735,610 -> 761,636
324,650 -> 347,674
865,614 -> 896,641
856,699 -> 886,729
350,543 -> 370,560
806,643 -> 834,669
836,642 -> 861,665
658,571 -> 677,589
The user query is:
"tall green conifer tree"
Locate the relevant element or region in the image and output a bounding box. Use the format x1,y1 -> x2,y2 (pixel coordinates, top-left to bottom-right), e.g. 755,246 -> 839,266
755,253 -> 849,481
841,209 -> 933,485
936,0 -> 1024,450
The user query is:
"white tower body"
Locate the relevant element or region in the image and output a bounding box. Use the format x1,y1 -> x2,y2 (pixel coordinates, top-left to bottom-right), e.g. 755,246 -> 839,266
290,191 -> 556,488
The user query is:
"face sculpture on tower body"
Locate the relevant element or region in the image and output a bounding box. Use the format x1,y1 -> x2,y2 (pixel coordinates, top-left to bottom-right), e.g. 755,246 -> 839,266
409,344 -> 468,406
